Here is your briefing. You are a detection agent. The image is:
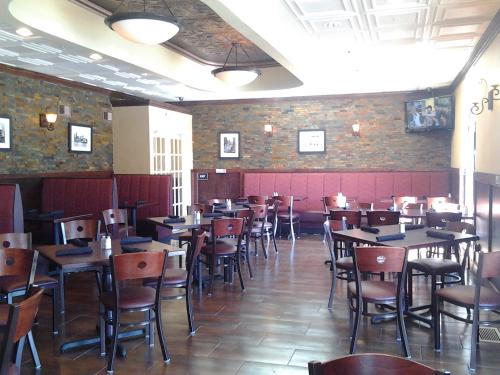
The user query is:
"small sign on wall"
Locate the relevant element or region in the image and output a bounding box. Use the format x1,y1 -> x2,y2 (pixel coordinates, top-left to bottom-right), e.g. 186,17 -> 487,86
198,172 -> 209,181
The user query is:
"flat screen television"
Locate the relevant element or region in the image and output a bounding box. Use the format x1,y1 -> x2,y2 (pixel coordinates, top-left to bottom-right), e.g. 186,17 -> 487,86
405,95 -> 454,132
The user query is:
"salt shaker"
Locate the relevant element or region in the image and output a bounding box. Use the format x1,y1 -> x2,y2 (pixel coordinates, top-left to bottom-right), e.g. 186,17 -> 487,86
196,211 -> 201,221
399,223 -> 406,233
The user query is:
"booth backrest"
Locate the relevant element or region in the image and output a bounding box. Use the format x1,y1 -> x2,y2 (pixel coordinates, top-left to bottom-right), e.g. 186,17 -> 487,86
114,174 -> 172,218
243,171 -> 450,212
41,178 -> 116,219
0,184 -> 24,233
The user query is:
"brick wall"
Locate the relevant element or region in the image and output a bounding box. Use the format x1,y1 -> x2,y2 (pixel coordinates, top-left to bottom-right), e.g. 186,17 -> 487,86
0,71 -> 112,174
188,93 -> 452,170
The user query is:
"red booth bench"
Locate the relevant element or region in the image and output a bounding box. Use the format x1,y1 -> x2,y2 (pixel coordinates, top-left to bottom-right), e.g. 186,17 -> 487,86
243,171 -> 450,233
0,184 -> 24,233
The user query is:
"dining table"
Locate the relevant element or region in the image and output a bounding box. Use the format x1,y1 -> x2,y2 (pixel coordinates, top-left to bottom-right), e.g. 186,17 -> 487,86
119,200 -> 157,230
37,238 -> 184,354
324,208 -> 474,221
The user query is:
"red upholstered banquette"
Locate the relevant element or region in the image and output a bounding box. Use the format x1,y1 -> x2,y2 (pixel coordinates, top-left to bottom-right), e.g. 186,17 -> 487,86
41,178 -> 116,219
0,184 -> 24,233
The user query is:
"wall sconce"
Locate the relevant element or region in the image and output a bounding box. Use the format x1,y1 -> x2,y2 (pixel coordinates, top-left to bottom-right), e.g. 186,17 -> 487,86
471,82 -> 499,115
352,122 -> 360,137
264,123 -> 273,137
39,112 -> 58,131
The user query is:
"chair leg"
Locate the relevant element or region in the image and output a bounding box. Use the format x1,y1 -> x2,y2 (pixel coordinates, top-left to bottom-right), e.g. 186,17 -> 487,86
27,330 -> 41,369
349,297 -> 361,354
433,295 -> 441,351
209,256 -> 216,296
469,305 -> 480,371
397,296 -> 410,358
197,256 -> 203,295
59,268 -> 65,314
147,309 -> 154,347
107,316 -> 119,373
52,286 -> 59,335
271,233 -> 278,254
155,304 -> 171,363
15,336 -> 25,367
99,305 -> 106,356
328,265 -> 337,310
260,235 -> 267,259
236,255 -> 245,291
407,267 -> 413,307
186,286 -> 195,334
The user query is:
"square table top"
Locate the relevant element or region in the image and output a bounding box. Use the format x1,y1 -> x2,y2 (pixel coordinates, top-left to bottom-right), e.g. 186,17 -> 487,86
332,224 -> 479,250
37,239 -> 184,271
147,215 -> 220,230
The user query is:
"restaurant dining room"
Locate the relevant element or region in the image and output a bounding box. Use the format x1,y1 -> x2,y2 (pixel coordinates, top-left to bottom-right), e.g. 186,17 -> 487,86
1,0 -> 500,374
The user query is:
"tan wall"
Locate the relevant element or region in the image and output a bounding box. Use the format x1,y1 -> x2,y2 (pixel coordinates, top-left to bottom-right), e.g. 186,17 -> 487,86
452,32 -> 500,174
112,106 -> 150,174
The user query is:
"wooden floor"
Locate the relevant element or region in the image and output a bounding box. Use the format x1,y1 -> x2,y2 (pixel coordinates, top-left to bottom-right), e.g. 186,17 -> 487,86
21,235 -> 500,374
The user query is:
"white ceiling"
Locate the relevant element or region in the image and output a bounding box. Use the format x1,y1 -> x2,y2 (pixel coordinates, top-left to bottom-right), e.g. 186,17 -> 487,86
0,0 -> 499,101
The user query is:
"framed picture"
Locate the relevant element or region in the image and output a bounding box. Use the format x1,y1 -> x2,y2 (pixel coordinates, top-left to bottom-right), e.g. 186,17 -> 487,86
298,129 -> 326,153
0,115 -> 12,151
68,123 -> 92,153
219,132 -> 240,159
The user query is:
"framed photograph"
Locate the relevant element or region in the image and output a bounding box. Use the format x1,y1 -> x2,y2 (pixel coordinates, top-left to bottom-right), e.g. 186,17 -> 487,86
0,115 -> 11,151
219,132 -> 240,159
298,129 -> 326,153
68,123 -> 92,153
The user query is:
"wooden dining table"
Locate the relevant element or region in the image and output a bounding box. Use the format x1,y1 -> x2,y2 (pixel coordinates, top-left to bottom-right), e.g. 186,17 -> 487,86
37,239 -> 184,353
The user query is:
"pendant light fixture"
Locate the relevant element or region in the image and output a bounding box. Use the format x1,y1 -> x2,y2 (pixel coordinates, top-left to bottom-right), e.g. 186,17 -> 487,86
105,0 -> 179,45
212,43 -> 260,87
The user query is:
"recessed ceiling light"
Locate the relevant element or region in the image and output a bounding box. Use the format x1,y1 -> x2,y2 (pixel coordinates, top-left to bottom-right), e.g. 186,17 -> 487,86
16,27 -> 33,37
89,53 -> 103,60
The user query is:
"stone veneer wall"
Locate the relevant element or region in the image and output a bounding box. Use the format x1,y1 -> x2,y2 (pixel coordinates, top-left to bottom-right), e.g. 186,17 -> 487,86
0,71 -> 112,174
188,93 -> 452,170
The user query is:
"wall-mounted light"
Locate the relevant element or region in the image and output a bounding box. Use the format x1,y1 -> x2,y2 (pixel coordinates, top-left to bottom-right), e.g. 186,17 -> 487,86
264,123 -> 273,137
471,82 -> 499,115
352,122 -> 360,137
39,112 -> 58,131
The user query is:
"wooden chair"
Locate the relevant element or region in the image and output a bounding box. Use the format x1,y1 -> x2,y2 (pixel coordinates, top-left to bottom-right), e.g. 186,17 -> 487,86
0,248 -> 40,369
102,208 -> 132,239
323,196 -> 342,210
61,219 -> 101,245
247,195 -> 267,205
145,231 -> 207,334
445,221 -> 479,269
200,218 -> 245,295
434,251 -> 500,371
250,204 -> 278,258
348,246 -> 410,357
308,353 -> 450,375
0,233 -> 59,335
99,250 -> 170,373
426,211 -> 462,229
0,288 -> 44,375
324,219 -> 353,309
274,195 -> 300,240
235,209 -> 255,279
329,210 -> 361,229
366,210 -> 401,226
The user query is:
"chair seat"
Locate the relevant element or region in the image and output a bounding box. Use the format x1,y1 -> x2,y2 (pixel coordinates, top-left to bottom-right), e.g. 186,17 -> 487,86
201,242 -> 237,255
436,285 -> 500,308
0,275 -> 57,293
409,258 -> 462,275
100,286 -> 156,310
144,269 -> 187,286
348,280 -> 397,303
336,256 -> 353,270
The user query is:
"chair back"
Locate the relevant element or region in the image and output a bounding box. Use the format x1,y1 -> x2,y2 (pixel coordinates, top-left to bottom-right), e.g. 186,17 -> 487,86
274,195 -> 293,214
110,250 -> 167,282
191,203 -> 213,214
445,221 -> 475,235
0,232 -> 32,250
0,249 -> 38,292
426,211 -> 462,228
248,195 -> 267,205
211,218 -> 244,238
236,209 -> 255,243
208,199 -> 223,205
329,210 -> 361,228
61,219 -> 101,244
250,204 -> 268,221
394,196 -> 417,208
186,230 -> 208,279
323,219 -> 347,262
353,246 -> 407,274
102,208 -> 128,237
357,202 -> 373,210
323,196 -> 342,210
477,251 -> 500,280
0,288 -> 44,375
366,210 -> 400,226
308,353 -> 448,375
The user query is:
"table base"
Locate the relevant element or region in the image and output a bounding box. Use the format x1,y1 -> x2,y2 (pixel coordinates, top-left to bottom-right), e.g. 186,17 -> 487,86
60,328 -> 145,354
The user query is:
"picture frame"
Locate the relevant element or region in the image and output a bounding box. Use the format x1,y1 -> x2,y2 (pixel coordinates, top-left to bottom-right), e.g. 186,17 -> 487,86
0,115 -> 12,151
298,129 -> 326,153
219,131 -> 240,159
68,123 -> 92,153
